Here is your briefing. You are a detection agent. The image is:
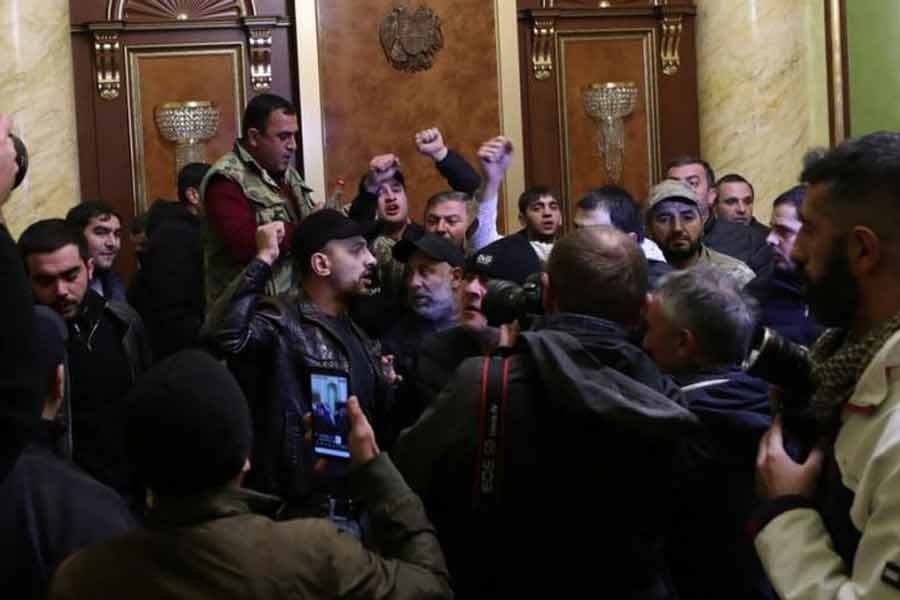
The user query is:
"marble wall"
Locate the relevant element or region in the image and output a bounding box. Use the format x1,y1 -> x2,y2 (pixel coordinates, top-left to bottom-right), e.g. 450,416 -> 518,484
0,0 -> 80,238
695,0 -> 829,225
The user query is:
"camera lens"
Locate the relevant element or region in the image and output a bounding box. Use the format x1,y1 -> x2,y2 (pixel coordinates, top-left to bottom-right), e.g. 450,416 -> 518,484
10,134 -> 28,190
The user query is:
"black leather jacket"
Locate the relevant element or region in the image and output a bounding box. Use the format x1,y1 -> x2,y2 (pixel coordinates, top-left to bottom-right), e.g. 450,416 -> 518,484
203,259 -> 391,503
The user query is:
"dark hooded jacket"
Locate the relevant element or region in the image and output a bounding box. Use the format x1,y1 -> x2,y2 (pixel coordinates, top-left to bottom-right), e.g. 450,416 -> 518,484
393,314 -> 698,599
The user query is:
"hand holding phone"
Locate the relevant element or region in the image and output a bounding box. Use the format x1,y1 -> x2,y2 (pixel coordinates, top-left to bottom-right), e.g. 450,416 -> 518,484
310,370 -> 351,459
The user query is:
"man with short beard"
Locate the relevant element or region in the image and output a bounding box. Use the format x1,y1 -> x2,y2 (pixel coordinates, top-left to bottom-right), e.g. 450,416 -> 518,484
65,202 -> 125,302
381,233 -> 464,439
204,209 -> 396,517
745,184 -> 823,346
667,156 -> 772,273
753,131 -> 900,600
18,219 -> 151,503
646,179 -> 755,287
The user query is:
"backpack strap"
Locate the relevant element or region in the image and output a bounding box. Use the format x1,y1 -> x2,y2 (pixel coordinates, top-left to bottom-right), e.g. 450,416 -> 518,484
472,355 -> 511,511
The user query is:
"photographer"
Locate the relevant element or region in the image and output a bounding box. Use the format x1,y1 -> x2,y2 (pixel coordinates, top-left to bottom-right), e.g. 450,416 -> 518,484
393,226 -> 696,599
752,132 -> 900,599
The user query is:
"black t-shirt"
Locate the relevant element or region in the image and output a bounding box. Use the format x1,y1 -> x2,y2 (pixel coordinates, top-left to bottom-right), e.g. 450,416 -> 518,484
320,313 -> 376,418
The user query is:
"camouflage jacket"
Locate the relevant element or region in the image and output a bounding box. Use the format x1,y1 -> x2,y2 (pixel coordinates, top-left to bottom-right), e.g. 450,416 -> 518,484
698,245 -> 756,287
201,142 -> 318,305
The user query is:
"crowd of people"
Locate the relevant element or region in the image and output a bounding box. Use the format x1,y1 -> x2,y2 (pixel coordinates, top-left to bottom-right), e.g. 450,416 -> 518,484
3,94 -> 900,599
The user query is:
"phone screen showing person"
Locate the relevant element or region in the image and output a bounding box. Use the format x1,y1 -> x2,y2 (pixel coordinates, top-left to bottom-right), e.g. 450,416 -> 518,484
310,371 -> 351,459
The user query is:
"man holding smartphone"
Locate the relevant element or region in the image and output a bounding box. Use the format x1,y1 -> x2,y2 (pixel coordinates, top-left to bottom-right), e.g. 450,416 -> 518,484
204,209 -> 395,521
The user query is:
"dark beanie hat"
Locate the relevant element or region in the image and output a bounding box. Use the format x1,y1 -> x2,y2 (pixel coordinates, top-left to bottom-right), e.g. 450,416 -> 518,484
125,350 -> 251,496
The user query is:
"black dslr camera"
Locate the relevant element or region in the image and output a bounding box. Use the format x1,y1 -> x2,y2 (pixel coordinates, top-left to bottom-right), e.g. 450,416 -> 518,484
482,272 -> 544,327
743,326 -> 818,458
10,134 -> 28,190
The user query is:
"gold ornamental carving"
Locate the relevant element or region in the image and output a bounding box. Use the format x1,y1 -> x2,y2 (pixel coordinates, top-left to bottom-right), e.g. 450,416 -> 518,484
660,15 -> 683,76
247,27 -> 273,91
379,5 -> 444,73
93,32 -> 121,101
532,17 -> 556,80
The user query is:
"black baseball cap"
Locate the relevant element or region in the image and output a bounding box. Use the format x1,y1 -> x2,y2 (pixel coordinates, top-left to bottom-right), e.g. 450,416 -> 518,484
292,209 -> 376,264
465,234 -> 543,285
393,231 -> 465,267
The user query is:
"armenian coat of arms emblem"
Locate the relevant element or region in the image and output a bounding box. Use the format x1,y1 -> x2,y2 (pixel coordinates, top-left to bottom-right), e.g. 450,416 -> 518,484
380,5 -> 444,73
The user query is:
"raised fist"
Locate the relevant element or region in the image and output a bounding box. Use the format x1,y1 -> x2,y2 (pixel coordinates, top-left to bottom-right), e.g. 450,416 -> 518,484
414,127 -> 448,162
255,221 -> 286,265
364,153 -> 400,194
477,135 -> 514,183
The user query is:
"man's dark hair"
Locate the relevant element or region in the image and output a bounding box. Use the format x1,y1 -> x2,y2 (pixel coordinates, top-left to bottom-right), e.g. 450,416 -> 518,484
666,156 -> 716,190
655,267 -> 757,367
801,131 -> 900,243
19,219 -> 90,264
518,185 -> 558,216
772,184 -> 806,212
577,186 -> 645,241
547,225 -> 648,325
426,190 -> 475,222
242,93 -> 296,138
715,173 -> 755,199
65,201 -> 121,230
177,162 -> 211,204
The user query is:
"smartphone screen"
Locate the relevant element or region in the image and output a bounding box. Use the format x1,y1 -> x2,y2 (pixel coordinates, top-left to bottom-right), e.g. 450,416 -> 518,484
310,371 -> 350,459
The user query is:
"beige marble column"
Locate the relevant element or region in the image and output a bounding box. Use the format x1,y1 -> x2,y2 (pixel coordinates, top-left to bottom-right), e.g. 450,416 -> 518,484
695,0 -> 829,224
0,0 -> 80,237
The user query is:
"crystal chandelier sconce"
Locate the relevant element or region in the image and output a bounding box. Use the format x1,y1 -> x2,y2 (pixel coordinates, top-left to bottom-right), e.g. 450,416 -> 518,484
155,101 -> 221,176
582,82 -> 638,183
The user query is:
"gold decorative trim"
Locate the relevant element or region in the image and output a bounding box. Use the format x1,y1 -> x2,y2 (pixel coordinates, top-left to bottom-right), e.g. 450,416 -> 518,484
826,0 -> 848,142
659,15 -> 682,76
106,0 -> 256,21
247,27 -> 273,91
532,16 -> 556,80
94,32 -> 122,100
557,28 -> 661,219
125,42 -> 247,214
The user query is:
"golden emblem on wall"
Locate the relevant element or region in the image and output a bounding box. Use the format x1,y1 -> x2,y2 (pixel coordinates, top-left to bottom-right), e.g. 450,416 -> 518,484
380,5 -> 444,73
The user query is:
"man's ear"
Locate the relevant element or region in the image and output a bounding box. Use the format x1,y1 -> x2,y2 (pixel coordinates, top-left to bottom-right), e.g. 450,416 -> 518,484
85,257 -> 95,280
465,217 -> 479,241
245,127 -> 261,149
450,266 -> 464,289
518,212 -> 526,228
310,252 -> 331,277
676,328 -> 698,362
848,225 -> 881,276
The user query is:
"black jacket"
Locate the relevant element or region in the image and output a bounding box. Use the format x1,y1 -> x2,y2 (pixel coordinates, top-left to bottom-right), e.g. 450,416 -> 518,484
705,216 -> 773,275
746,266 -> 824,347
129,201 -> 205,361
393,314 -> 698,599
202,259 -> 392,503
668,368 -> 776,600
0,426 -> 135,599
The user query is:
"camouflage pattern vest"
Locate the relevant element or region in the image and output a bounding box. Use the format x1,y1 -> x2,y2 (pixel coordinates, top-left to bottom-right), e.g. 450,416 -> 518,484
202,142 -> 318,305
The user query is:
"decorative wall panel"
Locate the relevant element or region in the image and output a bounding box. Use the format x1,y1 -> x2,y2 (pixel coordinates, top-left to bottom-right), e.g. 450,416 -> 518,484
316,0 -> 502,226
127,44 -> 246,211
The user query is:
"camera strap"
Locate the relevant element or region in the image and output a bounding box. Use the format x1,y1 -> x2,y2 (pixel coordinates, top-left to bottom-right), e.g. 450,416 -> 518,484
472,356 -> 511,512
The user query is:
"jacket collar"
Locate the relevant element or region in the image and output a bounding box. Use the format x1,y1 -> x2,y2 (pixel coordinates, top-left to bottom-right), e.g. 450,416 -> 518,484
847,328 -> 900,411
233,142 -> 312,194
147,486 -> 283,529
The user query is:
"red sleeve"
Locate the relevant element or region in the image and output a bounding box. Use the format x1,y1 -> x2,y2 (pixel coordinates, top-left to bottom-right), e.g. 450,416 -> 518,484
204,177 -> 259,264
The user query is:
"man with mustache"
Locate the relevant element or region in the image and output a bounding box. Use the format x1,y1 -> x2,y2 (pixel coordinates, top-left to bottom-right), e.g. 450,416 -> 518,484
203,94 -> 322,306
753,132 -> 900,599
204,209 -> 396,518
18,219 -> 151,504
65,202 -> 125,302
645,179 -> 755,287
667,156 -> 772,274
745,184 -> 823,346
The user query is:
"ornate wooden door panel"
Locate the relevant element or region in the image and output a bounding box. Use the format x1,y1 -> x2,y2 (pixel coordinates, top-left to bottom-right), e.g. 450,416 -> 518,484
70,0 -> 298,279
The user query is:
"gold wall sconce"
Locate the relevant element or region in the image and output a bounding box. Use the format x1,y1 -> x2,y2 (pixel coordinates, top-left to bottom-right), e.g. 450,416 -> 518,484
154,101 -> 221,176
582,82 -> 638,184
